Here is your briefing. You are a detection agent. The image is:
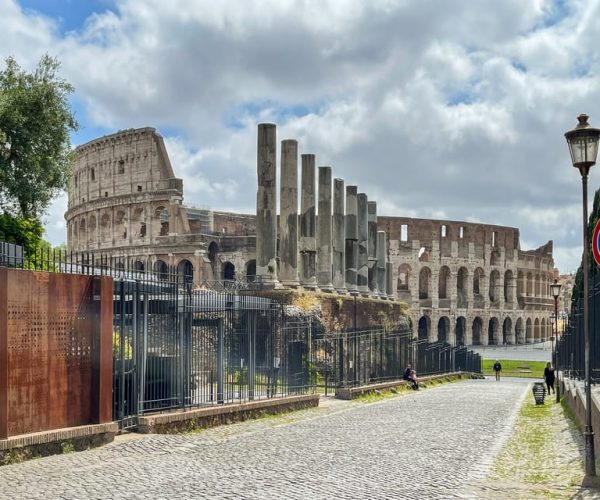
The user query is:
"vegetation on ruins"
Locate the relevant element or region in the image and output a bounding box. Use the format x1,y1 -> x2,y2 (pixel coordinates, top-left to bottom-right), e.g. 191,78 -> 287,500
0,55 -> 77,246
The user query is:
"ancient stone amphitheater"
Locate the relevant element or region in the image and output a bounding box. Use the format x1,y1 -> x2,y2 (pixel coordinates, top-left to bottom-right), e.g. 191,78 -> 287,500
66,127 -> 555,346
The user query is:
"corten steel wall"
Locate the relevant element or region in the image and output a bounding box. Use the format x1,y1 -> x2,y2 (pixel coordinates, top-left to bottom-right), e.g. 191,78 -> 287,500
0,268 -> 113,439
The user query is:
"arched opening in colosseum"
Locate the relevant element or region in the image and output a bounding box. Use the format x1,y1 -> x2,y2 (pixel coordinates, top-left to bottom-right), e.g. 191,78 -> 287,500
440,225 -> 452,257
418,316 -> 430,340
223,262 -> 235,281
526,272 -> 533,295
397,263 -> 411,293
115,260 -> 125,271
155,206 -> 169,236
245,260 -> 256,281
504,270 -> 514,303
541,318 -> 547,342
473,268 -> 484,308
132,208 -> 145,238
419,267 -> 431,300
526,318 -> 533,343
472,317 -> 483,345
438,266 -> 450,300
534,318 -> 540,342
418,247 -> 429,262
535,274 -> 541,296
88,215 -> 97,245
503,317 -> 513,344
178,259 -> 193,284
79,218 -> 87,247
154,260 -> 169,281
457,267 -> 468,308
488,317 -> 499,345
438,316 -> 450,343
489,270 -> 500,303
100,213 -> 110,243
116,210 -> 127,240
515,318 -> 524,344
455,317 -> 466,345
134,260 -> 145,273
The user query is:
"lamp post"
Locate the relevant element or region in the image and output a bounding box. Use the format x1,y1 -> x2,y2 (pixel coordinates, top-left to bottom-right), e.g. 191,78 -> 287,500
550,279 -> 562,402
565,113 -> 600,478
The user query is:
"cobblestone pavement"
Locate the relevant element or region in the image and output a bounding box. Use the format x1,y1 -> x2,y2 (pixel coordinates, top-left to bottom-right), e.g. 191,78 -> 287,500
0,378 -> 592,499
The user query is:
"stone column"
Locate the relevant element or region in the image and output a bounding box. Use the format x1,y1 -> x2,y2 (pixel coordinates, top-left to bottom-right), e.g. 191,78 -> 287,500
332,178 -> 346,294
357,193 -> 369,296
299,154 -> 318,289
279,139 -> 300,287
255,123 -> 279,286
367,201 -> 378,296
386,262 -> 394,300
377,231 -> 387,299
317,166 -> 334,292
345,186 -> 358,295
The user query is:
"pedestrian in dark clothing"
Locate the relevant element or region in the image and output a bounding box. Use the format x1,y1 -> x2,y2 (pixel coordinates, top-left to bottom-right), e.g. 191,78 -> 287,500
493,360 -> 502,381
544,362 -> 555,395
403,365 -> 412,381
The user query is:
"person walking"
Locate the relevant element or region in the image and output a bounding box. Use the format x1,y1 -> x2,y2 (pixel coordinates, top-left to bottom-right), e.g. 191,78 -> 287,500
544,361 -> 556,395
493,359 -> 502,381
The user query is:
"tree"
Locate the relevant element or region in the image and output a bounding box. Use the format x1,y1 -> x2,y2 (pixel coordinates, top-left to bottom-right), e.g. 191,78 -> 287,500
0,55 -> 78,219
571,187 -> 600,311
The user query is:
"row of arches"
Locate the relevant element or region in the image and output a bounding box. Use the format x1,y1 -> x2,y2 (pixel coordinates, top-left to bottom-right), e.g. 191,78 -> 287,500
398,264 -> 554,305
68,206 -> 170,250
418,315 -> 554,346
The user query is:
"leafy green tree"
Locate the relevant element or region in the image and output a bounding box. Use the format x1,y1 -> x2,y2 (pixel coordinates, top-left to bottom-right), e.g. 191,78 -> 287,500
571,187 -> 600,310
0,54 -> 78,219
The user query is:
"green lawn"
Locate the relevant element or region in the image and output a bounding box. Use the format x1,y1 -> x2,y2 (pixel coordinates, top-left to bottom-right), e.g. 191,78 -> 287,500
482,359 -> 547,379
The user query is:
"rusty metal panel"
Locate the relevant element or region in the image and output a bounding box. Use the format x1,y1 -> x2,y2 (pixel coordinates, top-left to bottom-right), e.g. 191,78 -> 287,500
1,269 -> 112,438
0,268 -> 8,439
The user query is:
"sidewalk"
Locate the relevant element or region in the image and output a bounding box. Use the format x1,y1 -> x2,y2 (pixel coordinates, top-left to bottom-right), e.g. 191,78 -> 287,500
466,386 -> 599,499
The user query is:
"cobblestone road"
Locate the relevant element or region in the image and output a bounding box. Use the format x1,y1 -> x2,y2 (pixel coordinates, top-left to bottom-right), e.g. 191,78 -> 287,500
0,379 -> 533,499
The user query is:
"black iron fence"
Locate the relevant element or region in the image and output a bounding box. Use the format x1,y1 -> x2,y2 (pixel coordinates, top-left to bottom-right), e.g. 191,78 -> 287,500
2,247 -> 482,429
313,330 -> 482,394
557,271 -> 600,382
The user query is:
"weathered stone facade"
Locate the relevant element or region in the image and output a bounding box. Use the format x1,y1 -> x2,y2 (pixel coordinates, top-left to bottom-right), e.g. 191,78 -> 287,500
66,127 -> 555,345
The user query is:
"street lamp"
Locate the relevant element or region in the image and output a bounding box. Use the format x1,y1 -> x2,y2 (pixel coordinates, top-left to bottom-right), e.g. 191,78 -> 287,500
565,113 -> 600,479
550,278 -> 562,403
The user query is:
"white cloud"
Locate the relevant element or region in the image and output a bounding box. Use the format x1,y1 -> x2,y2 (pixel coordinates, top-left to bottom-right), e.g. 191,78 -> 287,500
2,0 -> 600,274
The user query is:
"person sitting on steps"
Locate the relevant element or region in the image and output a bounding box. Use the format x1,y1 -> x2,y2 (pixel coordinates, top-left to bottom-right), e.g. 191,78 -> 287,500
403,364 -> 412,381
410,369 -> 419,390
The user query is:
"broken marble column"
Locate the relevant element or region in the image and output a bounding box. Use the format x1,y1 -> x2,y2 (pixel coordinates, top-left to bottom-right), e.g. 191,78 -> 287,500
317,166 -> 334,292
377,230 -> 387,299
299,154 -> 318,289
345,186 -> 358,295
256,123 -> 278,286
279,139 -> 300,287
357,193 -> 369,296
386,261 -> 394,300
367,201 -> 378,296
332,178 -> 346,294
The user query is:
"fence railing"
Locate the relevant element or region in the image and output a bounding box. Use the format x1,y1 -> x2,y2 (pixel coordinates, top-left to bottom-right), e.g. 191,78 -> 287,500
557,271 -> 600,383
2,245 -> 483,430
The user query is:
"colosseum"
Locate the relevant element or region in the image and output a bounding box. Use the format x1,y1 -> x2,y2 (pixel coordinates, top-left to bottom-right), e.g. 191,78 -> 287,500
66,127 -> 556,346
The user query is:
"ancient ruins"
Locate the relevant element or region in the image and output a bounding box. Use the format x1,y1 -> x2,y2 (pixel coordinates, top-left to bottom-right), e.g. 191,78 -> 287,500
66,125 -> 555,346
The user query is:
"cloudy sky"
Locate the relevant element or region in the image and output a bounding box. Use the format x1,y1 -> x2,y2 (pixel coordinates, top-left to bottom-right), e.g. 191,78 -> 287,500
2,0 -> 600,273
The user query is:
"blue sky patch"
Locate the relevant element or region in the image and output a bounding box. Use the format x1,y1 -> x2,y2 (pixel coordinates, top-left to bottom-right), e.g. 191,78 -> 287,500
19,0 -> 116,35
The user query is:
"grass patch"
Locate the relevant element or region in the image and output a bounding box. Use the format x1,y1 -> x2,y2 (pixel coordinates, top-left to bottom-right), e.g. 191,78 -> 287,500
482,359 -> 547,378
